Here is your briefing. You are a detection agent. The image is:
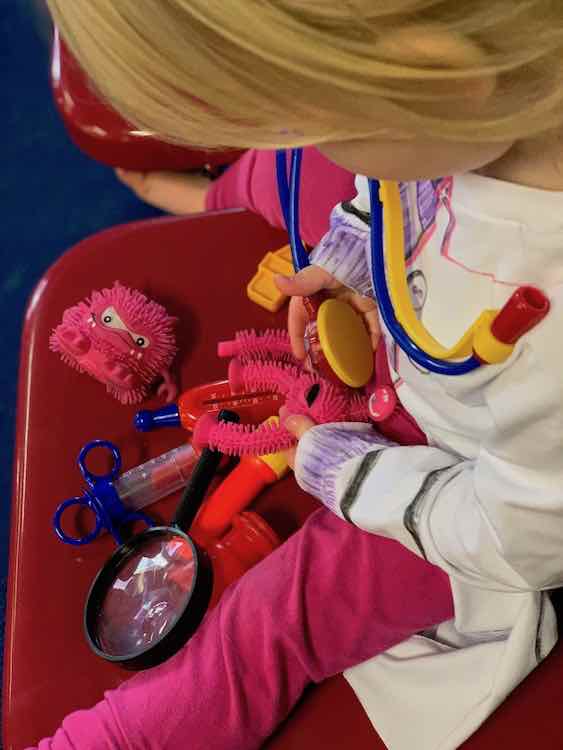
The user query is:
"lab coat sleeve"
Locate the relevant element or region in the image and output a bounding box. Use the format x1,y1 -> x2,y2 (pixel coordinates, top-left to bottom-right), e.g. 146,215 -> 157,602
308,194 -> 374,298
295,291 -> 563,592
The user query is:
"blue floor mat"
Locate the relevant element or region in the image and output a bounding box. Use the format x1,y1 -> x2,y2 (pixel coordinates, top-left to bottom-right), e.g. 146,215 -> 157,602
1,0 -> 163,704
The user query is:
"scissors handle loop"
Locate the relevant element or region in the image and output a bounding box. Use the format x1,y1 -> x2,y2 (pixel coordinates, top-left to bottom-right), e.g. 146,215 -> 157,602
78,439 -> 122,484
53,495 -> 104,546
53,440 -> 154,546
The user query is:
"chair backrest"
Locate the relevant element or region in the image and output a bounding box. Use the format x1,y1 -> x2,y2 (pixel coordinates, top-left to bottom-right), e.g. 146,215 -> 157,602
51,28 -> 243,172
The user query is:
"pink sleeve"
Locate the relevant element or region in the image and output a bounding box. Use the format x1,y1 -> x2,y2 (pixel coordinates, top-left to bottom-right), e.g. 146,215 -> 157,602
27,697 -> 129,749
27,663 -> 188,749
205,147 -> 355,247
25,506 -> 452,750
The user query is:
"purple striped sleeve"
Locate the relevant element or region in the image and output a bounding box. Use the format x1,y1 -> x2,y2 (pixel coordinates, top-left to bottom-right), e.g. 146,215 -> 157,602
309,211 -> 373,298
294,423 -> 395,517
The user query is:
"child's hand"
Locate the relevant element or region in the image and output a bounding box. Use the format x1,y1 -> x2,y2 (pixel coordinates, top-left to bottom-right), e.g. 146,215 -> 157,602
275,267 -> 380,360
281,411 -> 315,470
115,169 -> 209,215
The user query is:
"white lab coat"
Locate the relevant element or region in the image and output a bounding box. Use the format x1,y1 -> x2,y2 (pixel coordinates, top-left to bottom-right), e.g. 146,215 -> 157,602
297,173 -> 563,749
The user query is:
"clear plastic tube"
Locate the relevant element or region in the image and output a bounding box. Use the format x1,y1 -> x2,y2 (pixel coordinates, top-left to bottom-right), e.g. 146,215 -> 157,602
115,444 -> 197,513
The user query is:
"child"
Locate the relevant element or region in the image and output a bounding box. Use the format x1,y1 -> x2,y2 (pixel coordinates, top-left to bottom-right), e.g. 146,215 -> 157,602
34,2 -> 563,748
115,147 -> 357,248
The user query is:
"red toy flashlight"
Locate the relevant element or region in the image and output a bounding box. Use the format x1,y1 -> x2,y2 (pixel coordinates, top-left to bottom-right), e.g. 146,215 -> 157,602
192,417 -> 290,540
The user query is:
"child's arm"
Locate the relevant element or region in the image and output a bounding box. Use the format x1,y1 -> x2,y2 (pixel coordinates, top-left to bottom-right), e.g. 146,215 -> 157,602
26,699 -> 128,749
294,291 -> 563,593
285,183 -> 563,593
275,187 -> 378,358
306,198 -> 374,298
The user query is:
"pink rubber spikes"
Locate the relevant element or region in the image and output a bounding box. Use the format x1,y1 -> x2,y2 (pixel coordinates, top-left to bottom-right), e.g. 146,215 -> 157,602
193,328 -> 371,456
50,281 -> 178,405
217,329 -> 296,364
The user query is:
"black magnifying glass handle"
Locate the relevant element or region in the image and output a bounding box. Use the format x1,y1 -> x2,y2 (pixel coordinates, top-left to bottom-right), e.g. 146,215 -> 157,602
172,410 -> 239,533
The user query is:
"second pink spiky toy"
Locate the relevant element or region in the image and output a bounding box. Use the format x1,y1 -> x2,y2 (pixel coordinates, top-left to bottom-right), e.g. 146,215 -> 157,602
194,328 -> 372,456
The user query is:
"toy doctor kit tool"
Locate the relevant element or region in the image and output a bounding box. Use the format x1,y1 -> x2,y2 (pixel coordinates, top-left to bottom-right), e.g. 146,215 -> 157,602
84,410 -> 238,670
193,417 -> 290,540
194,354 -> 370,456
53,440 -> 199,546
277,149 -> 551,377
135,373 -> 284,433
200,511 -> 281,610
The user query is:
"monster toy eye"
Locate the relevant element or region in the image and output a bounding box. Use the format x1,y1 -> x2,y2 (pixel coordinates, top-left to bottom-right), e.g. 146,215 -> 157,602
132,334 -> 151,349
100,307 -> 127,330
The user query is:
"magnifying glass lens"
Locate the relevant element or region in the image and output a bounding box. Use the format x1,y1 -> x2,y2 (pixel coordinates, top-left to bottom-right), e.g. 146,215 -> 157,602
95,531 -> 196,657
85,422 -> 240,669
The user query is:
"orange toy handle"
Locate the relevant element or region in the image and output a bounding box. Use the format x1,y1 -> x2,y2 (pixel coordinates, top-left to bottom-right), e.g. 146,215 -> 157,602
193,457 -> 278,539
177,379 -> 283,432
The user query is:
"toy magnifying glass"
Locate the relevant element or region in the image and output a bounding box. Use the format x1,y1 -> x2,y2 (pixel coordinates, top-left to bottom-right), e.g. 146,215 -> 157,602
84,410 -> 238,670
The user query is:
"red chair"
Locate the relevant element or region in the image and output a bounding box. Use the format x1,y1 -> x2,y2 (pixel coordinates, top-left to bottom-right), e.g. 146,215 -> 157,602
51,29 -> 243,172
4,209 -> 563,749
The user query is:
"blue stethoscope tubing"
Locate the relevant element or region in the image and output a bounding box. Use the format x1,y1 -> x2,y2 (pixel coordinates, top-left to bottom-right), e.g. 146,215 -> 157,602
276,147 -> 481,376
275,149 -> 311,272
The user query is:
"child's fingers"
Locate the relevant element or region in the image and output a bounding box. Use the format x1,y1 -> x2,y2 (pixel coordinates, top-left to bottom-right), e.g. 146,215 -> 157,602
274,265 -> 337,298
277,266 -> 340,359
287,296 -> 308,359
363,308 -> 381,349
347,294 -> 381,350
282,415 -> 315,470
284,415 -> 315,438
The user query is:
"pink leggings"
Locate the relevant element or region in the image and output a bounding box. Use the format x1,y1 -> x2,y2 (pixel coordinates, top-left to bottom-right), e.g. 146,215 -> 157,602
34,509 -> 453,750
31,149 -> 454,749
205,147 -> 357,247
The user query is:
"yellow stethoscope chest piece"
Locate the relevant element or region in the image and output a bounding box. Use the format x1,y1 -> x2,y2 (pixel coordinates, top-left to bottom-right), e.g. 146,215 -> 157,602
317,298 -> 374,388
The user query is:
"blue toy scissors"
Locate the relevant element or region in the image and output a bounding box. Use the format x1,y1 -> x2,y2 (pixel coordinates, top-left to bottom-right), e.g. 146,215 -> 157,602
53,439 -> 155,546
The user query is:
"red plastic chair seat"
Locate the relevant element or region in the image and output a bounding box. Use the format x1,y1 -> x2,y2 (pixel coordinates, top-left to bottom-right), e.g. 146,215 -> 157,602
4,209 -> 563,749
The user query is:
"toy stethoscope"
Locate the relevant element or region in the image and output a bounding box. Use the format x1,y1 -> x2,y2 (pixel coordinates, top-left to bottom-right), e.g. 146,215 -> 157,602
53,439 -> 155,547
276,148 -> 550,380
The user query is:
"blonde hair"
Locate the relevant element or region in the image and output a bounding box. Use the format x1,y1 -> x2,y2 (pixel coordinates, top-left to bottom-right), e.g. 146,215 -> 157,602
46,0 -> 563,149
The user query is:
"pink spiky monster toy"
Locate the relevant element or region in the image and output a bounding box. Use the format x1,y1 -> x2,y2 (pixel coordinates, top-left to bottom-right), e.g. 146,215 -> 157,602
192,328 -> 375,456
135,327 -> 426,450
50,282 -> 178,404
